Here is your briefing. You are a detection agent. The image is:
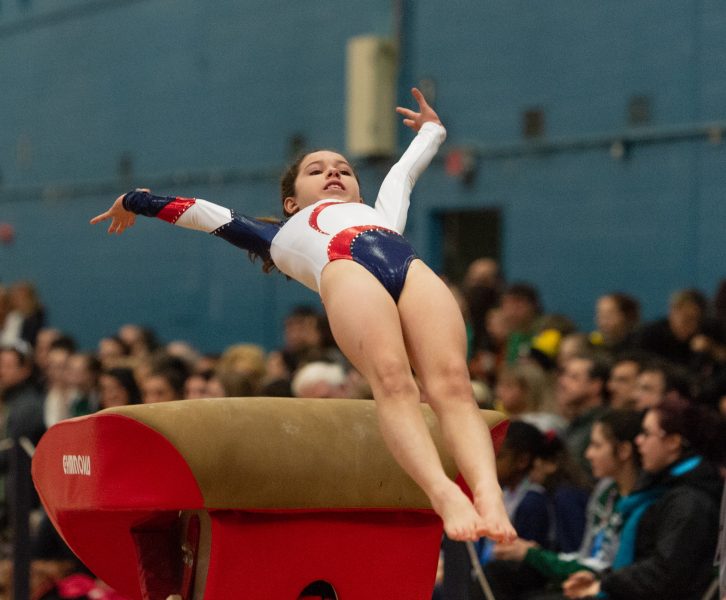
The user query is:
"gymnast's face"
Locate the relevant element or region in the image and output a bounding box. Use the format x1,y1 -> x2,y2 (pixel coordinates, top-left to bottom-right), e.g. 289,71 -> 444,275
284,151 -> 362,215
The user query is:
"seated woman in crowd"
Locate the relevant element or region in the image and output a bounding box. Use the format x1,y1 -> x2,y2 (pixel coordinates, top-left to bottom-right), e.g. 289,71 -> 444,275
564,397 -> 724,600
492,409 -> 642,599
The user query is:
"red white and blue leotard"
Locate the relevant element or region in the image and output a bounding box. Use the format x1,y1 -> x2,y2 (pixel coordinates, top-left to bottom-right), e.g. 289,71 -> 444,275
122,122 -> 446,302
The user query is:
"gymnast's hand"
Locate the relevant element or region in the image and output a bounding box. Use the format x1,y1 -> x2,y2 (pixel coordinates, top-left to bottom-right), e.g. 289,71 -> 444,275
396,87 -> 443,132
90,189 -> 148,234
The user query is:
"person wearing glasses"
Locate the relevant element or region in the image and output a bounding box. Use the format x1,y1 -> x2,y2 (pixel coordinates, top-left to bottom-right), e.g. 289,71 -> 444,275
563,397 -> 724,600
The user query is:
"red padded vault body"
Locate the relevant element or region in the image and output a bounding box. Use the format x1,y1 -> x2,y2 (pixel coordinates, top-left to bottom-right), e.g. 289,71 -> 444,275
32,397 -> 508,600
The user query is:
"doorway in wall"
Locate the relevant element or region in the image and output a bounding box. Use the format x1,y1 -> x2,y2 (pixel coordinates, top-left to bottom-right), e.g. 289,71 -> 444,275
435,208 -> 502,284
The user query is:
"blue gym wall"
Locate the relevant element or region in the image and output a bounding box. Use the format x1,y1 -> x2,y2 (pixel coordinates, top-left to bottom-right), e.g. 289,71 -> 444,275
1,1 -> 725,352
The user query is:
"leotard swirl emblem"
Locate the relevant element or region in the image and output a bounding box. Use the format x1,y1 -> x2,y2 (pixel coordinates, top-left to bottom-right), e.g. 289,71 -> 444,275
308,201 -> 344,234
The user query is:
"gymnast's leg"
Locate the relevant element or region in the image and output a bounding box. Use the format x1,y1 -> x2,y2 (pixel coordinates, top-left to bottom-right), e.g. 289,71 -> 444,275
398,259 -> 515,542
320,260 -> 484,541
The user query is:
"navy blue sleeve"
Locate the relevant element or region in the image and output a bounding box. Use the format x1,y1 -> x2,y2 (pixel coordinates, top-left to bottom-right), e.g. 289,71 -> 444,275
122,190 -> 174,217
211,211 -> 280,262
120,190 -> 281,262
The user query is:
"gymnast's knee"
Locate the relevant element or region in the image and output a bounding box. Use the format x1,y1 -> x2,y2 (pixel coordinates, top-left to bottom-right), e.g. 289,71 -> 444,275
421,361 -> 474,408
370,357 -> 419,401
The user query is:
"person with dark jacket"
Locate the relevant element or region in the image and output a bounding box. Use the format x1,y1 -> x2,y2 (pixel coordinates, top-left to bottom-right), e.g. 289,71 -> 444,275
0,342 -> 46,529
564,397 -> 724,600
0,343 -> 45,464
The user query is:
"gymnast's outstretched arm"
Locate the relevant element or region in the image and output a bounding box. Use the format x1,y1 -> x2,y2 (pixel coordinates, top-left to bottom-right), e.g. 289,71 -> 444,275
374,88 -> 446,233
91,190 -> 281,260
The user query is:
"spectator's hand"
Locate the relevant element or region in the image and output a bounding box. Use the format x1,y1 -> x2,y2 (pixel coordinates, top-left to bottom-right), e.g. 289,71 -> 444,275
563,570 -> 600,598
90,189 -> 149,234
492,538 -> 536,561
396,87 -> 442,132
690,334 -> 711,354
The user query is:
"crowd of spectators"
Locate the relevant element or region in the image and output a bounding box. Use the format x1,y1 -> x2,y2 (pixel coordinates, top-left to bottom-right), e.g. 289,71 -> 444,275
1,267 -> 725,599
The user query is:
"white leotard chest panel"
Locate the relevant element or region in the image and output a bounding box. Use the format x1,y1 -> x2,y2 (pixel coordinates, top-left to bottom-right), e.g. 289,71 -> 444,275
270,200 -> 394,292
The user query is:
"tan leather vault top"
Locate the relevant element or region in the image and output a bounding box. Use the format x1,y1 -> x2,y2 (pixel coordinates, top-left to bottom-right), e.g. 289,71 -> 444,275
103,396 -> 506,510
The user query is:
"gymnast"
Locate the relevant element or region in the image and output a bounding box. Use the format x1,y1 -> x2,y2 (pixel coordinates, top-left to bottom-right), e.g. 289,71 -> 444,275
91,88 -> 515,543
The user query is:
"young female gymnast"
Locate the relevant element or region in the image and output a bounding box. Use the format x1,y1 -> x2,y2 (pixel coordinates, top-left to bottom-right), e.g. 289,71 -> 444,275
91,88 -> 515,543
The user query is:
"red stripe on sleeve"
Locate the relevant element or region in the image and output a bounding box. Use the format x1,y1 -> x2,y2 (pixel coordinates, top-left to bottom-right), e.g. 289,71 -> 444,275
157,197 -> 196,224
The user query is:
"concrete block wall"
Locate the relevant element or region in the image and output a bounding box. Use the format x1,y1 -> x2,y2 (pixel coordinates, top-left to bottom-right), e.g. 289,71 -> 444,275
2,0 -> 725,350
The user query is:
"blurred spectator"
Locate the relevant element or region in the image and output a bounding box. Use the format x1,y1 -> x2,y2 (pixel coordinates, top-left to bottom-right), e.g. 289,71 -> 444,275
33,328 -> 63,383
556,353 -> 610,476
590,293 -> 640,355
259,350 -> 294,396
636,288 -> 726,374
207,369 -> 256,397
1,281 -> 46,347
96,336 -> 130,370
184,371 -> 212,399
696,369 -> 726,416
532,432 -> 591,552
42,344 -> 74,428
117,324 -> 160,360
279,306 -> 324,374
166,340 -> 201,371
483,423 -> 588,599
632,358 -> 691,412
65,353 -> 101,417
461,258 -> 502,355
132,351 -> 185,390
0,342 -> 45,530
215,344 -> 267,395
469,306 -> 509,385
98,368 -> 141,408
556,333 -> 590,371
140,356 -> 188,404
526,315 -> 577,372
487,430 -> 590,600
193,353 -> 219,376
606,352 -> 646,410
463,257 -> 502,291
493,422 -> 554,546
291,361 -> 347,398
501,283 -> 542,364
494,363 -> 563,434
262,306 -> 325,395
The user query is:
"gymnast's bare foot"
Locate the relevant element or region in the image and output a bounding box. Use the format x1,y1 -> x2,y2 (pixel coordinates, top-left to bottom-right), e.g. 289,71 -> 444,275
431,483 -> 485,541
473,487 -> 516,543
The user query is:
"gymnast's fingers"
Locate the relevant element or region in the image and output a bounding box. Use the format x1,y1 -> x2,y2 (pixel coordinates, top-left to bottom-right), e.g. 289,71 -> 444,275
90,211 -> 111,225
411,87 -> 428,108
396,106 -> 417,119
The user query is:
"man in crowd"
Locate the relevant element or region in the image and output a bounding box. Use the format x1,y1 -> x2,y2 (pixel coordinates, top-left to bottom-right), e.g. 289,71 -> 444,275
556,352 -> 610,474
606,352 -> 644,410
